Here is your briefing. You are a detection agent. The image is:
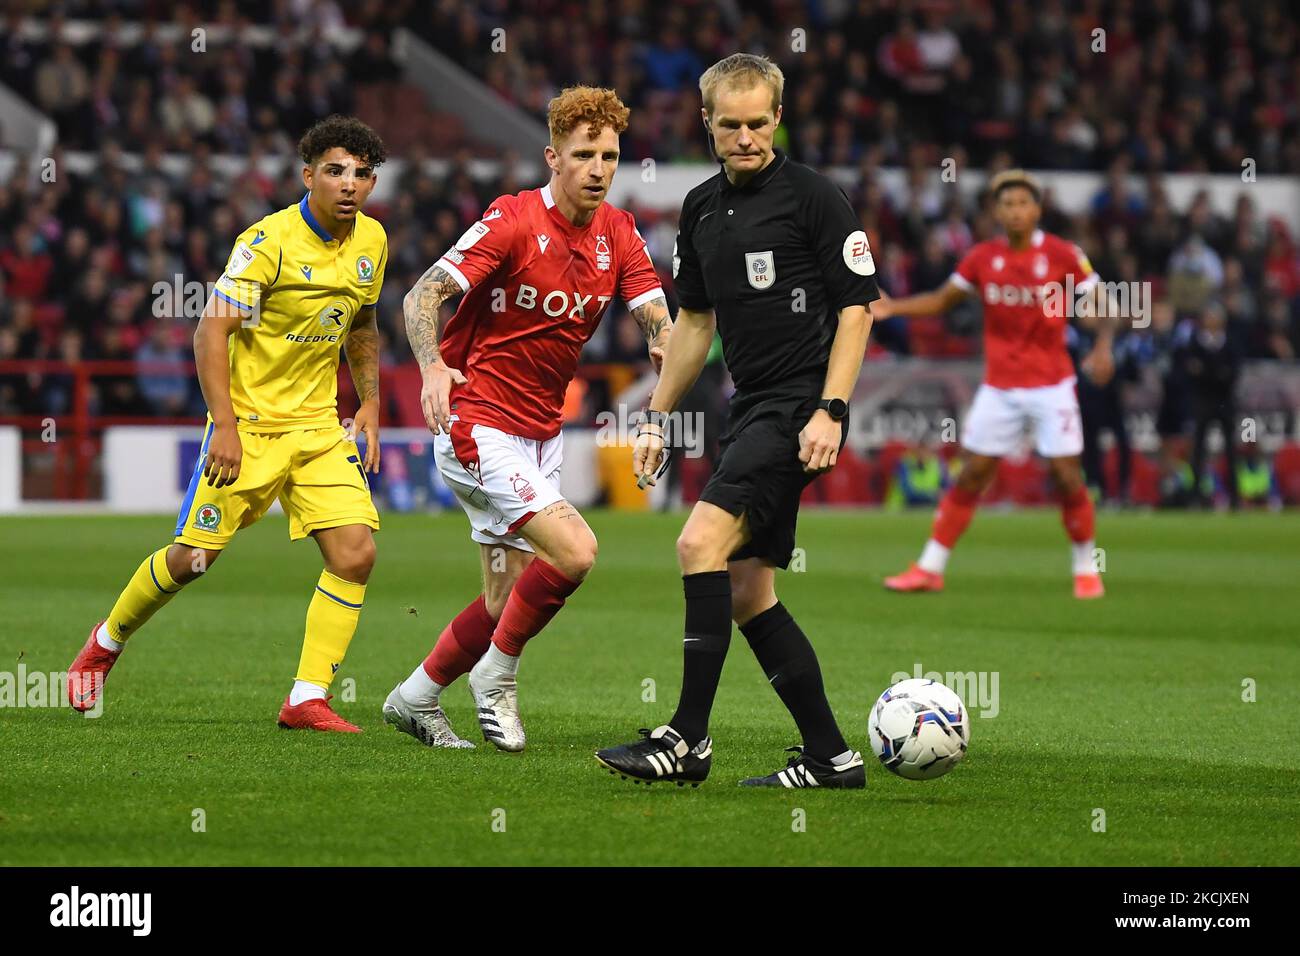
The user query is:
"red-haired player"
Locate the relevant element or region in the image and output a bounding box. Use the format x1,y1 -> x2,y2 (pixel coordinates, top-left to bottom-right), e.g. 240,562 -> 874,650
875,170 -> 1112,599
384,87 -> 669,750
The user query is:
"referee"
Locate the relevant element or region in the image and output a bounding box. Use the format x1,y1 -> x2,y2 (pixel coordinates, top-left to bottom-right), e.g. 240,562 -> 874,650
597,53 -> 878,789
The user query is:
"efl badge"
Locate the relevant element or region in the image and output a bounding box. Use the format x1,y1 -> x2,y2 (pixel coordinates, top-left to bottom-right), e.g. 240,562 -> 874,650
226,241 -> 255,278
745,250 -> 775,290
357,255 -> 375,284
456,221 -> 490,251
194,503 -> 222,532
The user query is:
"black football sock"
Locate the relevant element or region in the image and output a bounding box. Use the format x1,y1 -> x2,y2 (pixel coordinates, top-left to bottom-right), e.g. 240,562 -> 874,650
740,602 -> 849,762
667,570 -> 732,747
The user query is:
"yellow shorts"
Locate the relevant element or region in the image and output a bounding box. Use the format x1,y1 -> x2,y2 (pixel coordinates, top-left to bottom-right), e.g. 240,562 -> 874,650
174,422 -> 379,550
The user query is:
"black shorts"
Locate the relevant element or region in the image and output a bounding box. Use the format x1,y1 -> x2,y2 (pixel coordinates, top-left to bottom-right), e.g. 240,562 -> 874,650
698,391 -> 847,570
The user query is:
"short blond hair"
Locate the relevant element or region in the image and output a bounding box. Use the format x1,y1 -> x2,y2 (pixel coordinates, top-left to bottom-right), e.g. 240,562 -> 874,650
699,53 -> 784,116
989,168 -> 1043,203
547,86 -> 630,145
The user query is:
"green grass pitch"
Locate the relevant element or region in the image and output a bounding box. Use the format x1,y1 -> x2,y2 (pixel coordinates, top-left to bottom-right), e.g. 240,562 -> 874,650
2,509 -> 1297,866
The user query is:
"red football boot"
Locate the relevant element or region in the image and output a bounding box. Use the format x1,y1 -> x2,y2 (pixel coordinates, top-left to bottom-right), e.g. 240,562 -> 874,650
883,563 -> 945,593
68,621 -> 119,713
1074,573 -> 1105,599
277,695 -> 362,733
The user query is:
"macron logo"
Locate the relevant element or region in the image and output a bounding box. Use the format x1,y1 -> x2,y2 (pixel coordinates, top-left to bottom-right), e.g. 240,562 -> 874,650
483,208 -> 503,221
50,885 -> 152,936
536,234 -> 550,254
301,265 -> 312,280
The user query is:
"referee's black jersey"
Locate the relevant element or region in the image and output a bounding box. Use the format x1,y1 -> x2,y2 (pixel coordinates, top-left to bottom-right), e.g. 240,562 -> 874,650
671,148 -> 879,398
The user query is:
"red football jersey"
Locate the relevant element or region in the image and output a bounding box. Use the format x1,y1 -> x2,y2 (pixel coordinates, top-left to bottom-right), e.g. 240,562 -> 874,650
434,184 -> 664,440
951,229 -> 1098,389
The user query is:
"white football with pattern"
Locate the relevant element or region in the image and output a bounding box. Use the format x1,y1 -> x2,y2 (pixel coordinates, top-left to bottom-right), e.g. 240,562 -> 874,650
868,678 -> 970,780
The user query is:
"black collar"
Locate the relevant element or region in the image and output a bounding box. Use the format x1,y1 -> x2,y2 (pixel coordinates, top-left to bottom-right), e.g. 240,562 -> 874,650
720,148 -> 787,193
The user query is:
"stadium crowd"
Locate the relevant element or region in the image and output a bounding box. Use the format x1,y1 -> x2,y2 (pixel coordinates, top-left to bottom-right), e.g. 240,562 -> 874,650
1,0 -> 1298,507
414,0 -> 1300,175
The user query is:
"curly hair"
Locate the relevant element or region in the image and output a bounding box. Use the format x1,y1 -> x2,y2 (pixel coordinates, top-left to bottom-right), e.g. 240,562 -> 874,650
298,115 -> 388,168
989,168 -> 1042,203
547,86 -> 630,145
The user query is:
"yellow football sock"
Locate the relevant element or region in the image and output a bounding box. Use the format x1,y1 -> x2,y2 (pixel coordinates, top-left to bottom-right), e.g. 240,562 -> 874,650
296,570 -> 366,690
105,547 -> 185,642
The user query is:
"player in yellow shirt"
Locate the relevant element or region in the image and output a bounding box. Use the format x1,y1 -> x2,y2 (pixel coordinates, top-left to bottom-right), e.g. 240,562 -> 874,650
67,116 -> 389,732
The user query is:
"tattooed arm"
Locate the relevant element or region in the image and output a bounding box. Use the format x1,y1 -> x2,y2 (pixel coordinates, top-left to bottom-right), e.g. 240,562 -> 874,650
403,264 -> 464,371
629,294 -> 673,373
345,305 -> 380,404
344,305 -> 382,472
404,263 -> 468,435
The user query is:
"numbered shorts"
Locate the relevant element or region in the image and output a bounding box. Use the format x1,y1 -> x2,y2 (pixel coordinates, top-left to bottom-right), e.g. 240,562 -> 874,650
434,421 -> 564,551
961,377 -> 1083,458
174,422 -> 379,550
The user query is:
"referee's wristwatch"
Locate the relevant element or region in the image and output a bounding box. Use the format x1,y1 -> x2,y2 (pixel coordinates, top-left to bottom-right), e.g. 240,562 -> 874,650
817,398 -> 849,421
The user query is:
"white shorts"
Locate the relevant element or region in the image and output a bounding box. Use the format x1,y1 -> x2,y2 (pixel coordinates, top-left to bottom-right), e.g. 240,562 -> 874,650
434,421 -> 565,551
961,377 -> 1083,458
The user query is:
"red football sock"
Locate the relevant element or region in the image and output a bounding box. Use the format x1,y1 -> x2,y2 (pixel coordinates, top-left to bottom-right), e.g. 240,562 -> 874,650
1060,485 -> 1095,543
423,595 -> 497,687
931,485 -> 980,548
492,559 -> 580,657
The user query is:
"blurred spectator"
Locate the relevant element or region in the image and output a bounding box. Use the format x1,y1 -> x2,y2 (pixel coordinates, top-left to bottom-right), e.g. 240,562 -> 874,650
1183,301 -> 1244,508
0,326 -> 33,415
135,321 -> 191,416
0,224 -> 54,301
1069,313 -> 1136,504
1235,444 -> 1282,510
1260,294 -> 1298,360
886,447 -> 950,509
1168,235 -> 1224,314
643,26 -> 703,93
35,44 -> 89,141
40,328 -> 85,416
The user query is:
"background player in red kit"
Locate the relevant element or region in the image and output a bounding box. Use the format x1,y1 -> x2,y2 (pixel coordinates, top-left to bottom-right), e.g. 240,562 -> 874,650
384,87 -> 670,751
875,169 -> 1114,599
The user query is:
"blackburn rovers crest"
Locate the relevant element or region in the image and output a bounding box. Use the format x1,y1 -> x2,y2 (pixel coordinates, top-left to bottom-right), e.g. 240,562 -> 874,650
194,503 -> 221,532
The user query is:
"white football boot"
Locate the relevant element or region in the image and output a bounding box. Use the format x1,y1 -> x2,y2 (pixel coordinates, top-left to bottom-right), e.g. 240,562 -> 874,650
382,683 -> 475,749
467,658 -> 526,752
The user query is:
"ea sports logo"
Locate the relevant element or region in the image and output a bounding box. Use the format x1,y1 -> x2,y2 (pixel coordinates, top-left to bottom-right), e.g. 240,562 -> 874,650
842,230 -> 876,275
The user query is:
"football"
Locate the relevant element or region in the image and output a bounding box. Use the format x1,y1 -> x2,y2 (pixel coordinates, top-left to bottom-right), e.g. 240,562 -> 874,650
868,678 -> 970,780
